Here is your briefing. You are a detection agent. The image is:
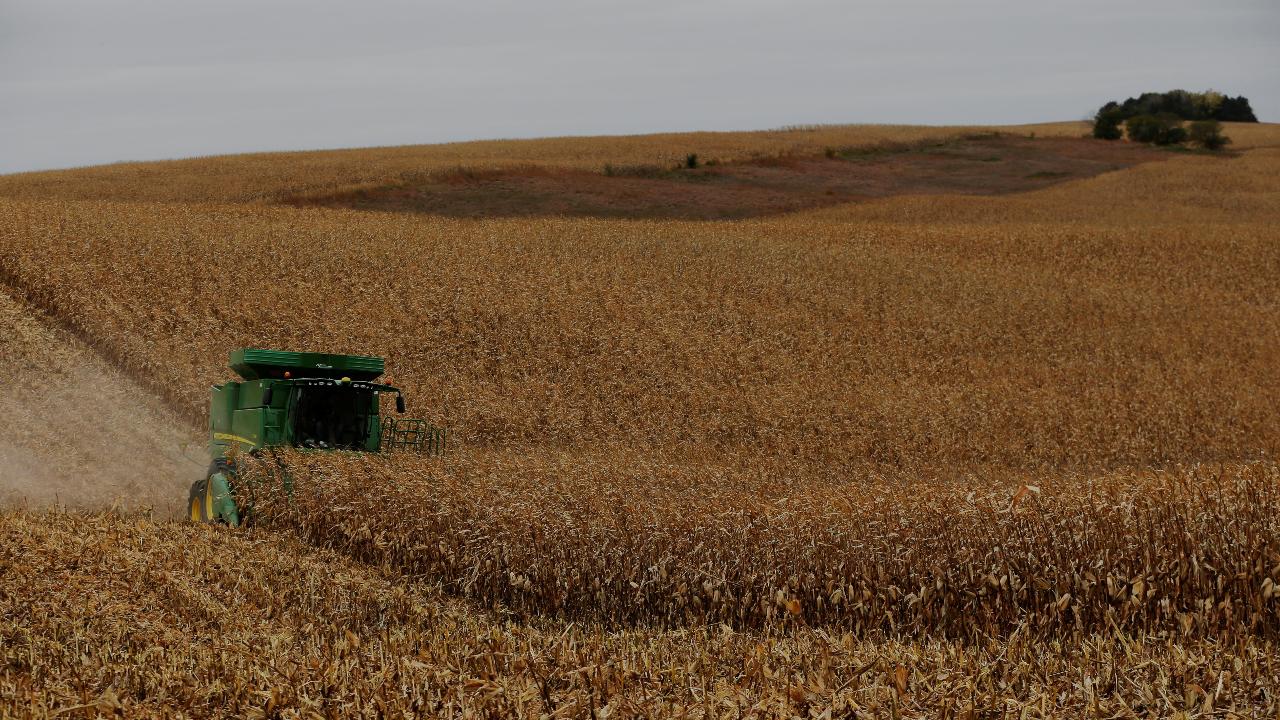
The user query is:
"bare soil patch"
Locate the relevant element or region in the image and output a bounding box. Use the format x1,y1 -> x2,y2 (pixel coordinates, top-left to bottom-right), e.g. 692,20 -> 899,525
286,136 -> 1170,220
0,289 -> 203,515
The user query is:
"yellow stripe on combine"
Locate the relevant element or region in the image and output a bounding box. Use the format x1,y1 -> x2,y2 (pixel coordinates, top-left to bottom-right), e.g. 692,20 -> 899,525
213,432 -> 257,447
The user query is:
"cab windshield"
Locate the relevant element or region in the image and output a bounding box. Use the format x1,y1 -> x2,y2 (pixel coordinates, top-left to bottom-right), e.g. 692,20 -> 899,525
291,385 -> 374,449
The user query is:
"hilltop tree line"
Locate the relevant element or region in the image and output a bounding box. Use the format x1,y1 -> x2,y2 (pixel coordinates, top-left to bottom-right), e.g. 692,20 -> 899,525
1101,90 -> 1258,123
1092,90 -> 1257,150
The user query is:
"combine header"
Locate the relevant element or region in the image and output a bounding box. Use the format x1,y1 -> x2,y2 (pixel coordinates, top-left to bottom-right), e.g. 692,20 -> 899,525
189,348 -> 446,525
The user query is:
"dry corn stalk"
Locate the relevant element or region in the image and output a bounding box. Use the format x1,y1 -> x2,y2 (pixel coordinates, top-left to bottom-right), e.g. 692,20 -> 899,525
4,507 -> 1277,718
243,450 -> 1280,638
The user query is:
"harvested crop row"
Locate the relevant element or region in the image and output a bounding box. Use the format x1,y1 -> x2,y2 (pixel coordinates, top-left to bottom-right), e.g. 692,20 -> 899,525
0,288 -> 201,512
4,508 -> 1277,719
242,449 -> 1280,637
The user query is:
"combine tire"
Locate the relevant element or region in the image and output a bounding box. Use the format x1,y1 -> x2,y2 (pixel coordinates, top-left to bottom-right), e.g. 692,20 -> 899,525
189,459 -> 241,526
187,479 -> 206,522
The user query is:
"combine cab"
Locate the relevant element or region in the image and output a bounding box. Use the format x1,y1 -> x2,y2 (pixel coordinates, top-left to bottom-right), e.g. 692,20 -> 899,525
189,348 -> 446,525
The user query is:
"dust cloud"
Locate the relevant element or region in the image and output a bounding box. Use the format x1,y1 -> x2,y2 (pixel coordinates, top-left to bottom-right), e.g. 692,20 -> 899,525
0,291 -> 204,517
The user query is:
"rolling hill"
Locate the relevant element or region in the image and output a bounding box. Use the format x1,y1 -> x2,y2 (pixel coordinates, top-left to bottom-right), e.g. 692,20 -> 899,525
3,121 -> 1279,717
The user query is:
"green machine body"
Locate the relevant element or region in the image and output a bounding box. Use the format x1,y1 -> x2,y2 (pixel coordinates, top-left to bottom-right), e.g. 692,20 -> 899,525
190,348 -> 446,525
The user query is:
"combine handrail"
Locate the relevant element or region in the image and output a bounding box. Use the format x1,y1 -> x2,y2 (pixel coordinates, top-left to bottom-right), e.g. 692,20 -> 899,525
381,417 -> 447,455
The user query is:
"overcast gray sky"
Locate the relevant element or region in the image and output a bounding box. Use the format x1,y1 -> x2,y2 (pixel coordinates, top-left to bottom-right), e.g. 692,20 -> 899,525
1,0 -> 1275,174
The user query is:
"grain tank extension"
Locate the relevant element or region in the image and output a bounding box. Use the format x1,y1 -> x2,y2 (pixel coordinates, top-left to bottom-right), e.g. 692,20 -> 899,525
189,348 -> 446,525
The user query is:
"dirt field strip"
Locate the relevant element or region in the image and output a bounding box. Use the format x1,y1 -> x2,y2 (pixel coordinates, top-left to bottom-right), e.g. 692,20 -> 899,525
0,288 -> 201,514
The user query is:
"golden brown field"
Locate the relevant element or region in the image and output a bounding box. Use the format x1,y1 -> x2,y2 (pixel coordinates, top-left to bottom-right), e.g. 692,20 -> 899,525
0,122 -> 1095,204
3,122 -> 1280,717
8,510 -> 1276,718
246,451 -> 1279,635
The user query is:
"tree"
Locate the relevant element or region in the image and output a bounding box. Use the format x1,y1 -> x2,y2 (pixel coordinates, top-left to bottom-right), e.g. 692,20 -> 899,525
1092,90 -> 1259,131
1195,90 -> 1225,118
1125,115 -> 1161,143
1216,96 -> 1258,123
1126,114 -> 1187,146
1092,108 -> 1124,140
1187,120 -> 1231,150
1161,124 -> 1189,146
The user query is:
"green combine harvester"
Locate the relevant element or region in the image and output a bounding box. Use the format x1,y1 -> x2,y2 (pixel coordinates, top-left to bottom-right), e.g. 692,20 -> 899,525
189,348 -> 446,525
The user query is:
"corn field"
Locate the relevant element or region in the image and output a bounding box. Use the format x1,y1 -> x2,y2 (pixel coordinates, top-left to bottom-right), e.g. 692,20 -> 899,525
2,154 -> 1279,472
3,122 -> 1280,717
4,509 -> 1278,718
0,123 -> 1096,204
239,450 -> 1280,637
